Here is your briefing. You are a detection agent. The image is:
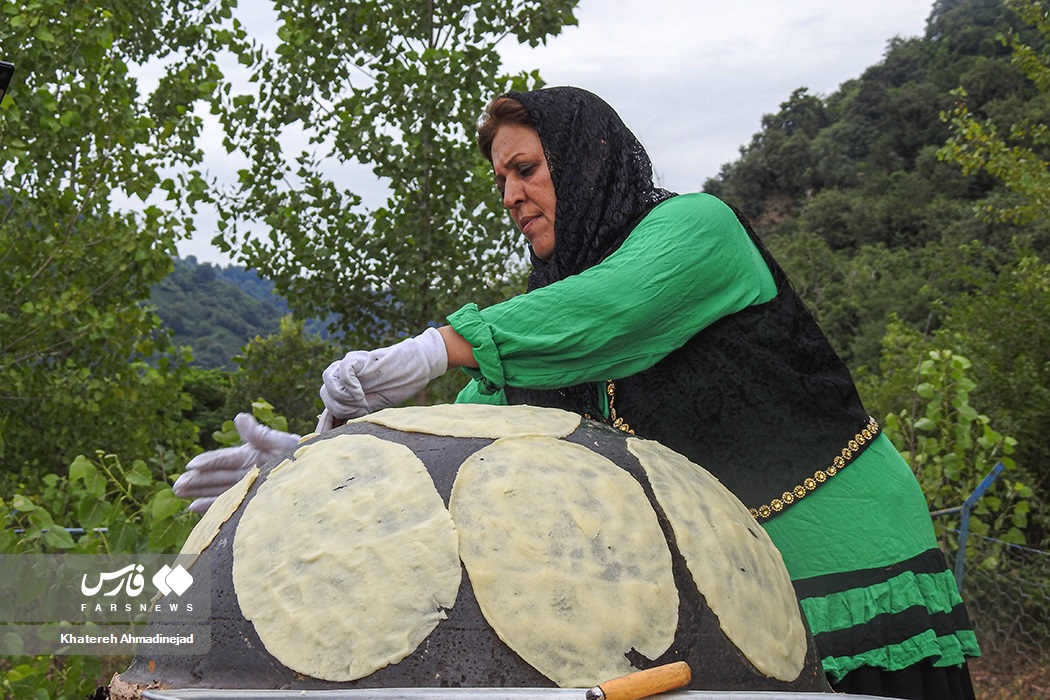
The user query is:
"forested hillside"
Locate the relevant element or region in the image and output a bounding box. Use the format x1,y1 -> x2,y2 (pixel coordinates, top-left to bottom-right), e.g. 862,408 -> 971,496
150,257 -> 335,369
703,0 -> 1050,517
150,258 -> 283,369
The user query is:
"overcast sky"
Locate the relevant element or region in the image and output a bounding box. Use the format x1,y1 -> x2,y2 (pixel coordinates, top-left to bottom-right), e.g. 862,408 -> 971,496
176,0 -> 936,264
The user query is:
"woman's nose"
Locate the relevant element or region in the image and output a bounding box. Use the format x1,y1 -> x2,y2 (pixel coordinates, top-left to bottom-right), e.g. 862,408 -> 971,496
503,180 -> 524,209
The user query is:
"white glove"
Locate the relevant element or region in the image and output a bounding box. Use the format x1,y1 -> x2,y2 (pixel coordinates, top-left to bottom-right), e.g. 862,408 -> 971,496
173,413 -> 300,514
319,326 -> 448,425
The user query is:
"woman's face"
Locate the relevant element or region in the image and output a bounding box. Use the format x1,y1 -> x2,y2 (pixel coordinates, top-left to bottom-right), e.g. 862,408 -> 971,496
490,122 -> 556,261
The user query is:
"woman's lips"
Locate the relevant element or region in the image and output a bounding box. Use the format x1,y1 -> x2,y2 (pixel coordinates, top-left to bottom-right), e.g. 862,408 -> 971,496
519,215 -> 539,234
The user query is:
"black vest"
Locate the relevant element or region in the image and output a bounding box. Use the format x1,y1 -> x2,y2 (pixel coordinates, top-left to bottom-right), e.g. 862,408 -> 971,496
508,215 -> 878,520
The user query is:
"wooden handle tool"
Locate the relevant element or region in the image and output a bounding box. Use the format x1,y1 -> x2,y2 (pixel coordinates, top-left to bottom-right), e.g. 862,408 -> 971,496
584,661 -> 691,700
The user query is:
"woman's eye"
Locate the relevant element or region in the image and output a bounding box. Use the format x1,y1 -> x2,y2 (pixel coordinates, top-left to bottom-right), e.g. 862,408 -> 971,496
518,164 -> 535,177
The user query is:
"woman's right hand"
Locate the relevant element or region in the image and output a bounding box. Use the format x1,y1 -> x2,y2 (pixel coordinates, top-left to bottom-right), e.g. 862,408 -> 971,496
318,326 -> 449,424
172,413 -> 300,514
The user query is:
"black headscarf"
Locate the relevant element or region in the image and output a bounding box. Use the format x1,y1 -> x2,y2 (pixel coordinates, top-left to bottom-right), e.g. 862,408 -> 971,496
504,87 -> 676,291
500,87 -> 676,411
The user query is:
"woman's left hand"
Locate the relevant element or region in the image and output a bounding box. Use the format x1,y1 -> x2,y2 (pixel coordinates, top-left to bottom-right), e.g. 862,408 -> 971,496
173,413 -> 300,513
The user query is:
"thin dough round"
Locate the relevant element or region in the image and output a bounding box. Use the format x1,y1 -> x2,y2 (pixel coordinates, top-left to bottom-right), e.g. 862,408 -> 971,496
233,434 -> 460,681
177,466 -> 259,567
627,437 -> 806,681
450,436 -> 678,687
354,404 -> 581,439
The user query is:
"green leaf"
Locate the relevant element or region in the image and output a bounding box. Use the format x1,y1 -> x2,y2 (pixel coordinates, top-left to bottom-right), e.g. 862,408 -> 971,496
76,497 -> 111,531
149,489 -> 184,522
83,467 -> 108,499
34,26 -> 55,43
1,631 -> 25,655
913,417 -> 937,431
11,494 -> 36,512
68,455 -> 96,484
149,513 -> 191,552
6,663 -> 40,682
125,460 -> 154,486
42,527 -> 75,549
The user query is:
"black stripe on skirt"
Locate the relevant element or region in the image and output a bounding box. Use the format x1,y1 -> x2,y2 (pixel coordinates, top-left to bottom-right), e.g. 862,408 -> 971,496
792,547 -> 953,600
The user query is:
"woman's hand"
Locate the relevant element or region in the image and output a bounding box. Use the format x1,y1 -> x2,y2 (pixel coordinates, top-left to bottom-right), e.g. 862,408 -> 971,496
172,413 -> 300,513
318,326 -> 449,426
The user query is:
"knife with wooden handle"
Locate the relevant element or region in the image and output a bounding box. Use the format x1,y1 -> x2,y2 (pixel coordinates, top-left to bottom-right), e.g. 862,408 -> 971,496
584,661 -> 691,700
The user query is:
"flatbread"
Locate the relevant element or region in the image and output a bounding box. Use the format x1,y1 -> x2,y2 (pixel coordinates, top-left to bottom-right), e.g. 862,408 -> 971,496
627,437 -> 806,681
177,466 -> 259,568
450,436 -> 678,687
354,404 -> 581,439
232,434 -> 460,681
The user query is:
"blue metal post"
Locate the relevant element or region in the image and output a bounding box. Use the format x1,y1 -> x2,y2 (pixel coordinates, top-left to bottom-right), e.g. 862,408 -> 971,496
953,461 -> 1005,592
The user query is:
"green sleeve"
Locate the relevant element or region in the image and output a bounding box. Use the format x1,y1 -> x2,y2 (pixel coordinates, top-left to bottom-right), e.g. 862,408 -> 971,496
446,193 -> 777,394
454,378 -> 507,405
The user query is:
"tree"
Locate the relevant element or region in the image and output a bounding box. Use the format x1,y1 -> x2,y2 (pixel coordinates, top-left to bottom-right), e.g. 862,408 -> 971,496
224,316 -> 341,434
882,346 -> 1031,545
213,1 -> 577,361
852,248 -> 1050,543
0,0 -> 237,474
936,253 -> 1050,534
939,0 -> 1050,224
705,88 -> 830,223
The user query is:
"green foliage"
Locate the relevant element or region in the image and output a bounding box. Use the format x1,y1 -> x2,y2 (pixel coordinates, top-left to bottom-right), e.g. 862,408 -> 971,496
181,367 -> 234,452
768,235 -> 998,368
708,88 -> 831,224
1,450 -> 200,698
939,0 -> 1050,224
213,0 -> 578,348
882,348 -> 1032,544
940,87 -> 1050,223
850,247 -> 1050,542
736,3 -> 1050,533
0,3 -> 238,691
2,655 -> 111,700
0,0 -> 239,477
224,316 -> 342,434
934,254 -> 1050,533
706,0 -> 1036,253
4,454 -> 197,556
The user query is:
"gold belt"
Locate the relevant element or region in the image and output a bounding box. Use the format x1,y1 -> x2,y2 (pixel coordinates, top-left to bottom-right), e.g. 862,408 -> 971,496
591,381 -> 879,522
750,416 -> 881,521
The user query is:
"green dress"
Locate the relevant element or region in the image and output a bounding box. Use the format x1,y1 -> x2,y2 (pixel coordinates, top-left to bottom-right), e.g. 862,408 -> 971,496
447,192 -> 979,682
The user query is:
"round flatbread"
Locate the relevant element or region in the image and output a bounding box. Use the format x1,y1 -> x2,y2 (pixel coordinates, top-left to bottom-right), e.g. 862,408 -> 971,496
450,435 -> 678,687
177,466 -> 259,569
354,404 -> 581,439
233,434 -> 460,681
627,437 -> 806,681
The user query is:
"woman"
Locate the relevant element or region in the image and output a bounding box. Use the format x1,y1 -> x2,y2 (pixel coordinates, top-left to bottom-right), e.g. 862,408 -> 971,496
176,87 -> 980,698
